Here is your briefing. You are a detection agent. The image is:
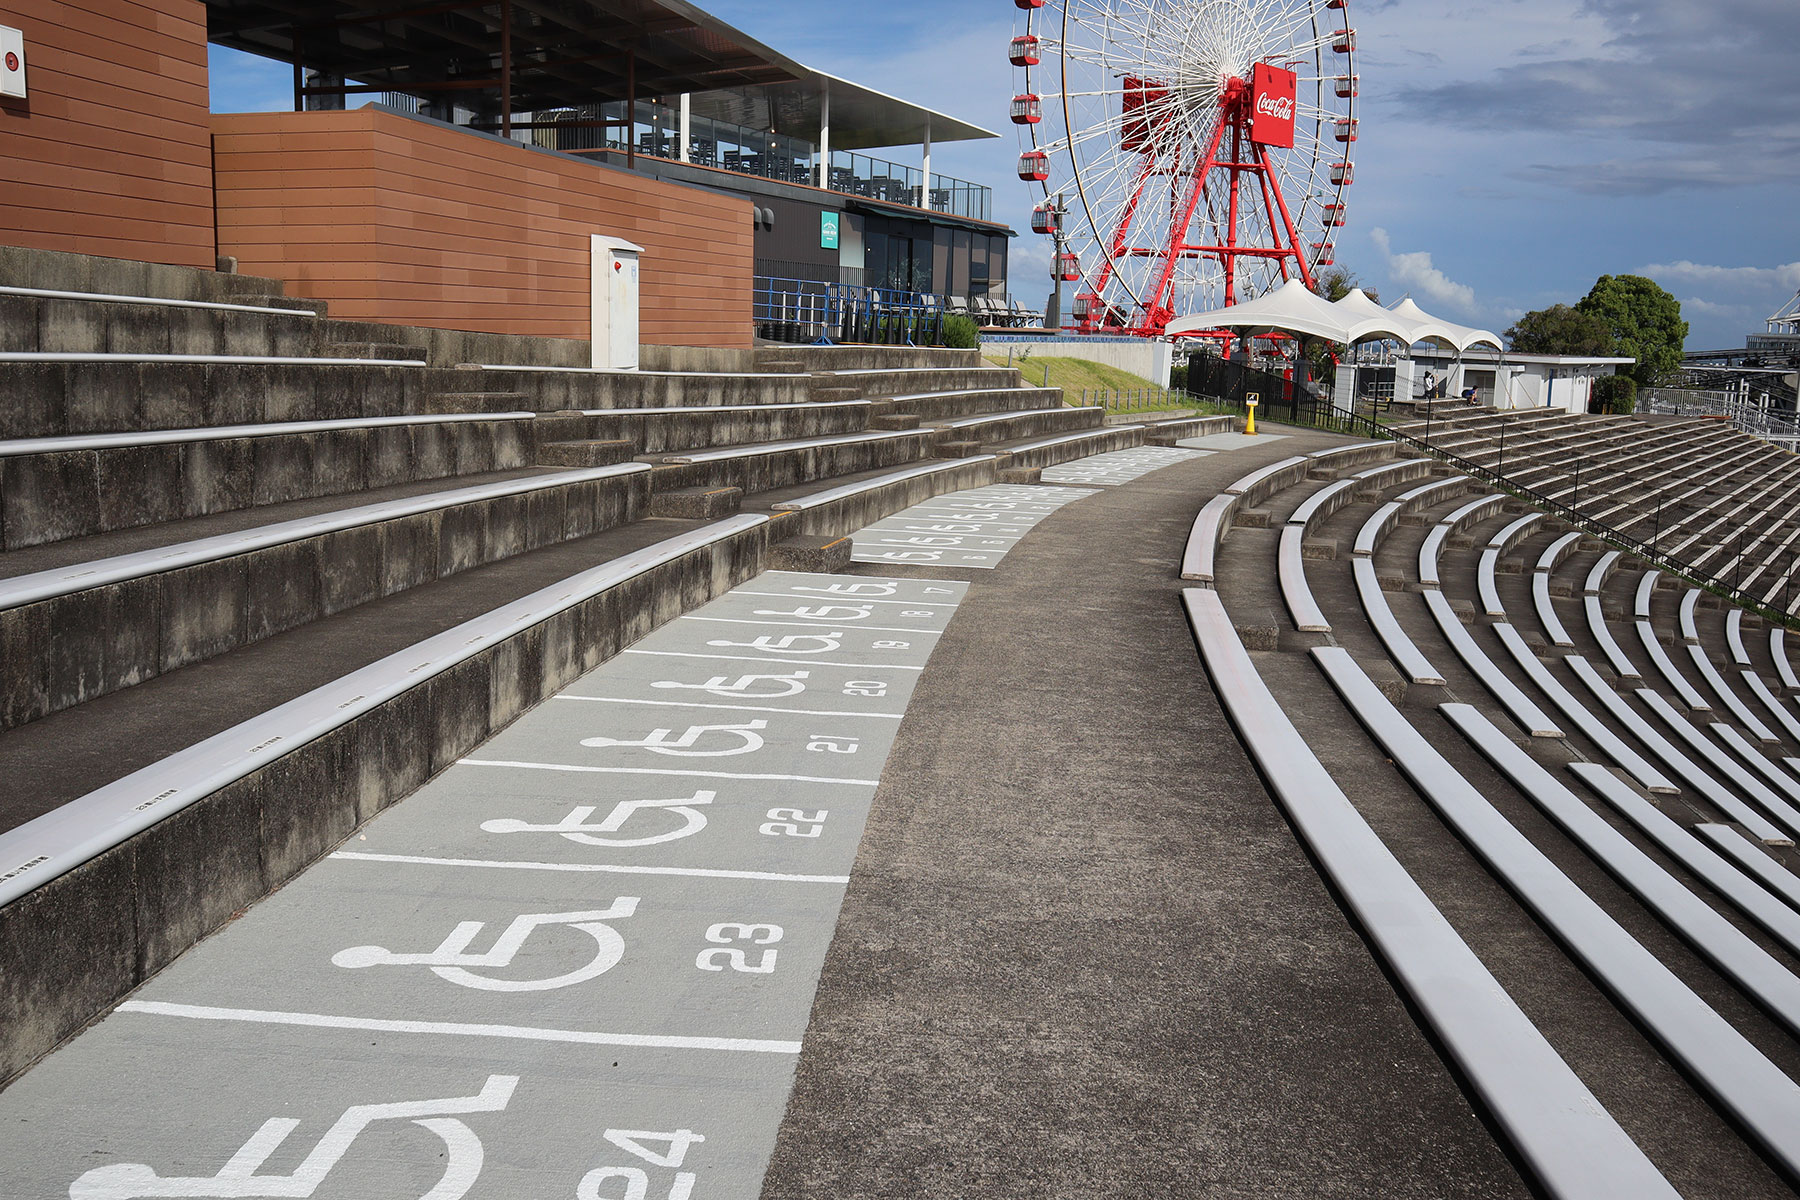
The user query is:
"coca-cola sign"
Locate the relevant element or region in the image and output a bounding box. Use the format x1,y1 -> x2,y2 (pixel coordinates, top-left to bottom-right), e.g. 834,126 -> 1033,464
1251,63 -> 1297,148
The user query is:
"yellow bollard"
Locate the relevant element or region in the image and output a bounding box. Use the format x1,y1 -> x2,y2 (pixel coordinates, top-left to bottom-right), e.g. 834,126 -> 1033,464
1245,393 -> 1259,436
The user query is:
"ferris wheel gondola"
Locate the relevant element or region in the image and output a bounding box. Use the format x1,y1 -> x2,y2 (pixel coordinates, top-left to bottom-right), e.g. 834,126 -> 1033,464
1012,0 -> 1359,338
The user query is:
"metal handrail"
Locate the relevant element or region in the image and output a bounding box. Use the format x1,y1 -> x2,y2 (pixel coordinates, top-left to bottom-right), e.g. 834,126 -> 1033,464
1291,399 -> 1799,626
751,276 -> 948,347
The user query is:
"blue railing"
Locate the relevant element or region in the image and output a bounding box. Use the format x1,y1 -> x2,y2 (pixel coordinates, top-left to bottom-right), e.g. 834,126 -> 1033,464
753,276 -> 949,346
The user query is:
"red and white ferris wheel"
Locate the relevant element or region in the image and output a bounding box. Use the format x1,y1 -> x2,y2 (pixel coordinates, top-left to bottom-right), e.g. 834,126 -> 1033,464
1011,0 -> 1359,338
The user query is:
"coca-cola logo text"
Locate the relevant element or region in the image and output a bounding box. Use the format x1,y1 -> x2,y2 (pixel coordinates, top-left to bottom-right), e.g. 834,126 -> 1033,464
1255,94 -> 1294,121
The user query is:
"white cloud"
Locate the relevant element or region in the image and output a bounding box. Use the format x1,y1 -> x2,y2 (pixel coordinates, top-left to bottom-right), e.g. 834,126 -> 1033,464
1637,261 -> 1800,291
1369,227 -> 1478,315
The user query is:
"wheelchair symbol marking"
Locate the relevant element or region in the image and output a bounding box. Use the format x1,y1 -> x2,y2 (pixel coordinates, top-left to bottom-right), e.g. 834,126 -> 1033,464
706,632 -> 844,655
333,901 -> 637,992
650,671 -> 808,698
482,792 -> 714,847
581,721 -> 767,757
69,1075 -> 516,1199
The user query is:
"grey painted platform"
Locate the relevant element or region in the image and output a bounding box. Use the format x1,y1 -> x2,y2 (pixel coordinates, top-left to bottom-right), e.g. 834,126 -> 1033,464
849,484 -> 1098,570
1178,431 -> 1289,451
0,570 -> 964,1199
1039,445 -> 1211,487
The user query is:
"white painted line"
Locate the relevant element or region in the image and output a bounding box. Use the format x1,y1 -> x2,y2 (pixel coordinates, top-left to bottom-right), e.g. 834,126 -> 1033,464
459,759 -> 882,786
553,694 -> 904,719
861,531 -> 1028,543
117,1001 -> 801,1054
332,851 -> 853,885
677,616 -> 942,635
624,649 -> 925,671
725,590 -> 962,608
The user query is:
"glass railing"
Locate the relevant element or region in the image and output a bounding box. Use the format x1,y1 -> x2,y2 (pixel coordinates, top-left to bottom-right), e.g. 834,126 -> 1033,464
530,102 -> 992,224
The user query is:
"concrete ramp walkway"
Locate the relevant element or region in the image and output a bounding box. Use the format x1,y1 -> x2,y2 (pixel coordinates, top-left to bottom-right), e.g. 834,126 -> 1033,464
760,427 -> 1530,1199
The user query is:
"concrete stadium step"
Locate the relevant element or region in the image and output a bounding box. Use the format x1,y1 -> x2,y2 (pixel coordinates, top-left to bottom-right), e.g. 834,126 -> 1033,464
452,365 -> 813,410
0,465 -> 652,729
873,385 -> 1061,422
995,423 -> 1151,469
0,412 -> 538,550
928,405 -> 1102,448
0,293 -> 326,358
647,428 -> 939,493
811,366 -> 1025,400
0,511 -> 774,1086
0,244 -> 306,307
752,344 -> 983,372
0,361 -> 435,439
750,454 -> 1004,535
577,400 -> 875,453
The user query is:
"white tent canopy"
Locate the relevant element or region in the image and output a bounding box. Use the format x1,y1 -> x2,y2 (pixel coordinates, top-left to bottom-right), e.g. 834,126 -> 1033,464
1164,279 -> 1400,343
1165,280 -> 1504,353
1389,298 -> 1504,354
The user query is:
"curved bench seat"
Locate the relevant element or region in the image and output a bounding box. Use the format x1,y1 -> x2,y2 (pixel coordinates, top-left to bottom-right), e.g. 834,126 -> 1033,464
1316,648 -> 1800,1184
1576,766 -> 1800,959
1423,589 -> 1562,737
1279,525 -> 1330,633
1491,624 -> 1674,793
1695,824 -> 1800,910
1561,655 -> 1789,844
1635,687 -> 1800,842
1533,573 -> 1575,648
1449,707 -> 1800,1044
1181,593 -> 1680,1200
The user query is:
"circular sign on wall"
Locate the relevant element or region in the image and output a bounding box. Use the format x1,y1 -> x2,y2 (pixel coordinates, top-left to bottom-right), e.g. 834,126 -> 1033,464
4,53 -> 17,72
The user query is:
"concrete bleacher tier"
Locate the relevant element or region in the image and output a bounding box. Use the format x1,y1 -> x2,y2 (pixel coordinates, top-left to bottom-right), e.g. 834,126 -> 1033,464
1185,430 -> 1800,1194
0,244 -> 1233,1087
1389,403 -> 1800,615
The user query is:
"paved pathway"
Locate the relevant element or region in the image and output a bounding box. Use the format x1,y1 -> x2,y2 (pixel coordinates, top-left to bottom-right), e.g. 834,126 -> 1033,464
761,426 -> 1531,1199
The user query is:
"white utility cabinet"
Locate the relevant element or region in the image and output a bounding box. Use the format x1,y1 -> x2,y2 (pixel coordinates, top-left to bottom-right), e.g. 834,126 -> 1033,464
0,26 -> 26,100
590,234 -> 645,371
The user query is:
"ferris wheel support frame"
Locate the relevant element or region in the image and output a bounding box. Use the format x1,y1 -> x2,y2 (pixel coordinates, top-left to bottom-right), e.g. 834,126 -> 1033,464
1095,80 -> 1317,338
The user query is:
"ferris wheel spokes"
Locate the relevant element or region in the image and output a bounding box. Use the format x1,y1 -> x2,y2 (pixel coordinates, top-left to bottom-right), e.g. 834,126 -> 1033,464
1014,0 -> 1356,335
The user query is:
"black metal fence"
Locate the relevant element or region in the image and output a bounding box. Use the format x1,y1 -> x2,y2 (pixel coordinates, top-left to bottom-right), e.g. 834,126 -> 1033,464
1186,355 -> 1318,423
1290,399 -> 1799,625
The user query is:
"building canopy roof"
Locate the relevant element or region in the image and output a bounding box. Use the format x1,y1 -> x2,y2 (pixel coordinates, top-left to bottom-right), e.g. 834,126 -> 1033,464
206,1 -> 996,149
1165,279 -> 1504,353
206,0 -> 809,114
688,70 -> 998,151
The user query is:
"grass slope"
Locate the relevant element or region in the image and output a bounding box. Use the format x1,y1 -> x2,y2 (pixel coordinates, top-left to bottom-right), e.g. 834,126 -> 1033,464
982,353 -> 1233,415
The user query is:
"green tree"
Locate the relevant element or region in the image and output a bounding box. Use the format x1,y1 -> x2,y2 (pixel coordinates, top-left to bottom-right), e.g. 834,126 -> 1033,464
1311,266 -> 1378,305
1505,304 -> 1619,357
1575,274 -> 1688,388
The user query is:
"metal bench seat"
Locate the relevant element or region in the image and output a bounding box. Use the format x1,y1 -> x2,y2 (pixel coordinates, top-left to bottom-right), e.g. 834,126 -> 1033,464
1490,623 -> 1674,793
1181,594 -> 1678,1200
1453,708 -> 1800,1032
1317,650 -> 1800,1181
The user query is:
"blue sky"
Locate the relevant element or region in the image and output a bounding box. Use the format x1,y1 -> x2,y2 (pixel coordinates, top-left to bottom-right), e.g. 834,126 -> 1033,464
209,0 -> 1798,350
